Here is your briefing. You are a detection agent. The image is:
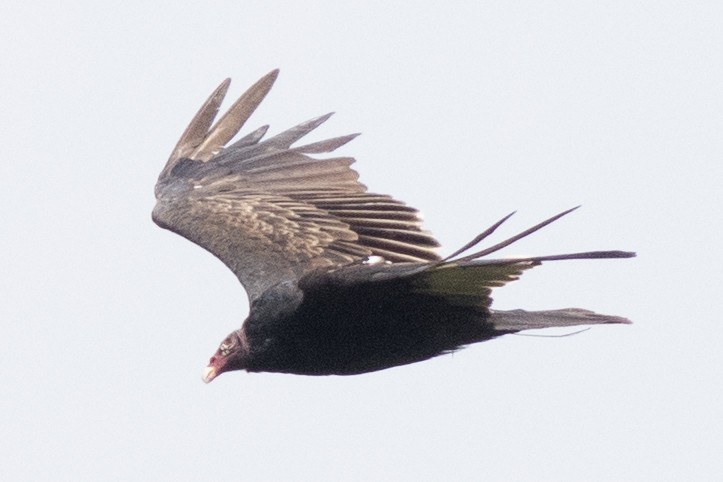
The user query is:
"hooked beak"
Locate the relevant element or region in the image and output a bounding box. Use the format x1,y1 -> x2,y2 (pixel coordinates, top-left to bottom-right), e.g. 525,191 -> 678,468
202,365 -> 217,384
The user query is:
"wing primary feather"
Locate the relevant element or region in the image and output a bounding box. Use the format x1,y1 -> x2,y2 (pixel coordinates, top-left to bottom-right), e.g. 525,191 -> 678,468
227,125 -> 270,149
163,78 -> 231,175
524,251 -> 636,262
191,69 -> 279,161
257,113 -> 335,150
244,157 -> 355,177
451,206 -> 581,263
293,133 -> 361,154
439,211 -> 516,263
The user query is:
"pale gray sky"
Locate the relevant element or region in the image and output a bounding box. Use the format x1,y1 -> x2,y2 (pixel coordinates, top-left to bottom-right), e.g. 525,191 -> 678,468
2,1 -> 722,481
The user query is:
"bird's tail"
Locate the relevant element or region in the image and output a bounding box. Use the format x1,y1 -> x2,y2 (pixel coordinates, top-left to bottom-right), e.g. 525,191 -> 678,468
489,308 -> 631,332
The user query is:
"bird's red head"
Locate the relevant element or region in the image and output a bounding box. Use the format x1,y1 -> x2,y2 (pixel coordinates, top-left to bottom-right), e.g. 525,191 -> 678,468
202,330 -> 248,383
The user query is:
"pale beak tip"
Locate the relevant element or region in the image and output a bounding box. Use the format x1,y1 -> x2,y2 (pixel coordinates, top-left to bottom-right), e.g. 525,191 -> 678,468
202,366 -> 217,384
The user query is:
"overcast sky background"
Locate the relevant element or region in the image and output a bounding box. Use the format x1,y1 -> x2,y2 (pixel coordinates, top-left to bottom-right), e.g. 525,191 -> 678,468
2,2 -> 722,481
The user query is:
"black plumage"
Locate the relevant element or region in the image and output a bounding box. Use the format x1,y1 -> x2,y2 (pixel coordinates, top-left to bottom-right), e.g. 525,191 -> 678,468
152,70 -> 634,382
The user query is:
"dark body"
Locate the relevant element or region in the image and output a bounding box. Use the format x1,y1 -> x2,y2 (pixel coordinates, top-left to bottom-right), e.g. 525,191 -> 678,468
244,270 -> 502,375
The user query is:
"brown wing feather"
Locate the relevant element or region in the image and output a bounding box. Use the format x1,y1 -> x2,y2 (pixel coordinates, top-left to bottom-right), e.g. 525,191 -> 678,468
153,70 -> 440,301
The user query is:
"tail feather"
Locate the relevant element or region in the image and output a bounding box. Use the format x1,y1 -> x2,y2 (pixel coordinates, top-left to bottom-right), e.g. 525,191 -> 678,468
490,308 -> 631,332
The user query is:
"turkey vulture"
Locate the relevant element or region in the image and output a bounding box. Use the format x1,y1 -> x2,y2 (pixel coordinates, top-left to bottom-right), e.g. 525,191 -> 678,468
152,70 -> 634,382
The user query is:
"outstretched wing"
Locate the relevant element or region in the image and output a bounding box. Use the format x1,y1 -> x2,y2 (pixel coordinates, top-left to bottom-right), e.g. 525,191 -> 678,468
153,70 -> 440,302
308,207 -> 636,311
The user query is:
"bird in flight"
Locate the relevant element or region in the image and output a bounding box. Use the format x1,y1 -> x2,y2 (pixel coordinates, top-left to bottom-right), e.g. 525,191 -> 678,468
152,70 -> 634,383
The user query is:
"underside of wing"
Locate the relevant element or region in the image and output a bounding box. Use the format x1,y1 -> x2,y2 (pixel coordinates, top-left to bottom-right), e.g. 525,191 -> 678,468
153,70 -> 440,301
